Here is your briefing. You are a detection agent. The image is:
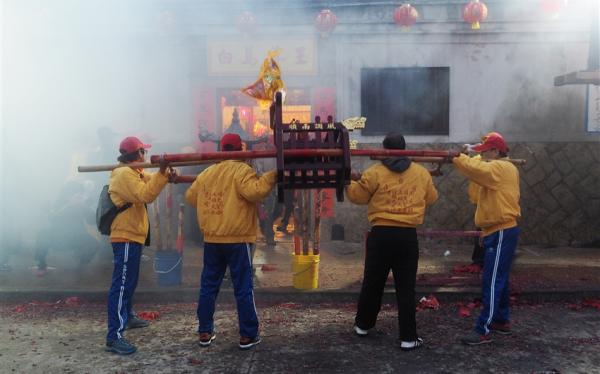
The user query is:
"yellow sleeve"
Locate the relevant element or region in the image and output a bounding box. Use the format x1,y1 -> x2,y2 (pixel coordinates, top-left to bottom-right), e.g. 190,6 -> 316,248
345,167 -> 378,205
425,173 -> 439,206
113,170 -> 168,204
185,176 -> 201,206
467,181 -> 481,204
236,167 -> 277,203
452,154 -> 500,190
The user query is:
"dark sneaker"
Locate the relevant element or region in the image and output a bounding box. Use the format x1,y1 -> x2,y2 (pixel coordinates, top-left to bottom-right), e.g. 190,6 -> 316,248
239,335 -> 261,350
105,338 -> 137,355
354,325 -> 368,337
276,225 -> 287,233
198,332 -> 216,347
489,322 -> 512,335
461,332 -> 492,346
126,315 -> 149,329
400,337 -> 424,351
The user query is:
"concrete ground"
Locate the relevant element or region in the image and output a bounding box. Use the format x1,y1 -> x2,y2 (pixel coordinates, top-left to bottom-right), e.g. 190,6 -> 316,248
1,233 -> 599,295
1,299 -> 599,373
1,232 -> 600,373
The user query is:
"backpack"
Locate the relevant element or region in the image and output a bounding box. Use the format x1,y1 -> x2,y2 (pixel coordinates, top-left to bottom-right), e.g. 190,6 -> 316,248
96,185 -> 132,235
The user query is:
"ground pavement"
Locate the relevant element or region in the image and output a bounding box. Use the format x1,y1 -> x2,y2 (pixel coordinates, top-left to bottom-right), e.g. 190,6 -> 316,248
1,299 -> 599,373
1,234 -> 599,298
1,235 -> 600,373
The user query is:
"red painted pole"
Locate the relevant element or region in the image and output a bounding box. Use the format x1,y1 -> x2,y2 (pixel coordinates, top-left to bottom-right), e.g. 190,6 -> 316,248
151,149 -> 460,164
171,175 -> 196,184
416,229 -> 481,238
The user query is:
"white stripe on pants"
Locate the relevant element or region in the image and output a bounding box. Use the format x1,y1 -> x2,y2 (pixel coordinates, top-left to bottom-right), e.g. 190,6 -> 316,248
116,242 -> 129,339
484,230 -> 504,334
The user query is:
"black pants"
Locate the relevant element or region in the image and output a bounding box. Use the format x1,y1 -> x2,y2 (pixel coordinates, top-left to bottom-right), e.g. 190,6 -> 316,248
355,226 -> 419,341
272,192 -> 294,228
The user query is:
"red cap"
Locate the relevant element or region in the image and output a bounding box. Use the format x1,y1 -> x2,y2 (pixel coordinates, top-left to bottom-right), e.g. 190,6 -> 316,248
119,136 -> 151,154
220,133 -> 243,151
472,132 -> 508,153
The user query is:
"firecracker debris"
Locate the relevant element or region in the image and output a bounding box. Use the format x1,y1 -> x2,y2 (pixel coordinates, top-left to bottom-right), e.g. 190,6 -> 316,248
1,300 -> 599,373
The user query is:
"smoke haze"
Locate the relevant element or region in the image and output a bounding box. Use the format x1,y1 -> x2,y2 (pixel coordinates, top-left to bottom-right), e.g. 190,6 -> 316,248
1,0 -> 596,274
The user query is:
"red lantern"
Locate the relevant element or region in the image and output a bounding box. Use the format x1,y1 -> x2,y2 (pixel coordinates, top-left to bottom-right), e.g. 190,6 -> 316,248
541,0 -> 567,18
393,4 -> 419,29
463,0 -> 488,30
315,9 -> 337,37
236,11 -> 257,34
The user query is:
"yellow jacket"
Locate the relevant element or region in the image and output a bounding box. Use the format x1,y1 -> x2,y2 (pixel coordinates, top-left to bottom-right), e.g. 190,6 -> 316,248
108,167 -> 168,244
467,155 -> 482,205
453,154 -> 521,236
185,160 -> 276,243
346,161 -> 438,227
468,182 -> 481,204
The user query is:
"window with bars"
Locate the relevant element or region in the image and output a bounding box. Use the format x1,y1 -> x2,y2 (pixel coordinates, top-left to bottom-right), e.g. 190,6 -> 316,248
361,67 -> 450,136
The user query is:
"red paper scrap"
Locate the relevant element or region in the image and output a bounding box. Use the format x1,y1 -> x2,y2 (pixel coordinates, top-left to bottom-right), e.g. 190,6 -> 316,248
582,299 -> 600,311
64,297 -> 82,306
188,358 -> 203,366
459,305 -> 472,318
138,311 -> 161,320
417,295 -> 440,311
453,264 -> 482,274
261,264 -> 277,271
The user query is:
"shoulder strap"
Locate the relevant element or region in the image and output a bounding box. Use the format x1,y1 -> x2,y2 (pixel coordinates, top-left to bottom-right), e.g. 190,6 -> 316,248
116,202 -> 132,213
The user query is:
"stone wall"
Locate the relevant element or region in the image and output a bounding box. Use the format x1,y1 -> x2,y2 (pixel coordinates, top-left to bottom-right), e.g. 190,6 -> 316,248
322,142 -> 600,245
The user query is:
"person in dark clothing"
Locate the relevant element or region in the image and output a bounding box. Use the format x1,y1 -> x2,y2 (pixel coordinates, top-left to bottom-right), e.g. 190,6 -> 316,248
33,181 -> 101,276
272,190 -> 294,233
345,133 -> 438,351
259,190 -> 277,246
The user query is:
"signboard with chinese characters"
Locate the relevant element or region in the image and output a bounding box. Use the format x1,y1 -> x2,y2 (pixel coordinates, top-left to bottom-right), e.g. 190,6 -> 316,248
587,84 -> 600,132
207,38 -> 316,76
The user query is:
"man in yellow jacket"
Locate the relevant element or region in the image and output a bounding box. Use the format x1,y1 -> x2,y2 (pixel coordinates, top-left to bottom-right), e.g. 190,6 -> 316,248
346,133 -> 438,351
453,132 -> 521,346
186,133 -> 276,350
105,136 -> 170,355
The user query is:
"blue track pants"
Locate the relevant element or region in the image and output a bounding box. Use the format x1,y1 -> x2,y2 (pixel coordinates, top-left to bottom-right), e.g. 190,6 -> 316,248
475,227 -> 520,335
107,242 -> 142,342
197,243 -> 258,339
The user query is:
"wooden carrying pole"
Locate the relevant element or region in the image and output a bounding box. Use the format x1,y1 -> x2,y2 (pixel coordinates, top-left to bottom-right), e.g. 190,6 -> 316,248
79,151 -> 525,174
302,190 -> 310,256
313,190 -> 322,256
148,149 -> 461,164
78,160 -> 212,173
370,155 -> 527,165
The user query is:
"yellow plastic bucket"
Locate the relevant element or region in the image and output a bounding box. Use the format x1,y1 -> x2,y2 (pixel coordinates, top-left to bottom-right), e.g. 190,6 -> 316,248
292,253 -> 320,290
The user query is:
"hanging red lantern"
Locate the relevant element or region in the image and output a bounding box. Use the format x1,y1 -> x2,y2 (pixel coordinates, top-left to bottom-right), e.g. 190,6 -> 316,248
315,9 -> 337,37
540,0 -> 568,18
463,0 -> 488,30
236,11 -> 257,34
393,4 -> 419,29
